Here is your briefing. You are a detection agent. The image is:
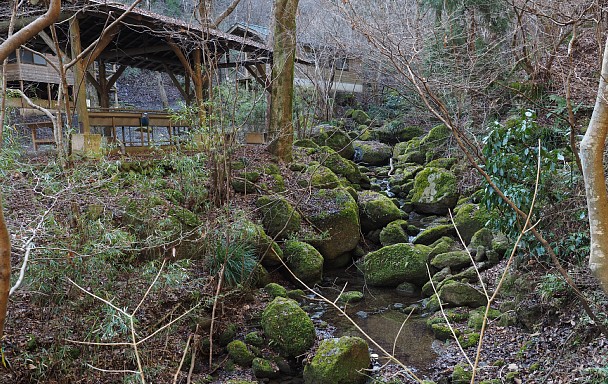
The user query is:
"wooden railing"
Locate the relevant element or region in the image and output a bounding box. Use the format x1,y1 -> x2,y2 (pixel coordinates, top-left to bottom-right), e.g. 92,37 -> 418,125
88,110 -> 190,148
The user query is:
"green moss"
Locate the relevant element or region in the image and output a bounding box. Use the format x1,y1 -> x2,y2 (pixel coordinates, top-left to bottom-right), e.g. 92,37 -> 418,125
256,195 -> 301,240
431,251 -> 471,270
271,174 -> 286,192
452,363 -> 473,384
458,332 -> 480,348
245,332 -> 264,347
431,323 -> 458,341
358,190 -> 405,232
337,291 -> 364,303
287,289 -> 306,300
252,357 -> 280,379
168,206 -> 200,228
226,340 -> 255,366
413,225 -> 456,245
353,140 -> 392,165
261,297 -> 315,357
350,109 -> 371,125
299,164 -> 341,189
467,307 -> 502,330
310,125 -> 355,159
303,188 -> 360,263
319,146 -> 363,184
284,240 -> 324,286
239,220 -> 283,267
294,139 -> 320,148
411,167 -> 459,215
453,203 -> 490,244
303,336 -> 370,384
364,243 -> 431,287
379,219 -> 409,246
264,283 -> 287,298
264,163 -> 281,175
426,157 -> 457,169
439,282 -> 487,308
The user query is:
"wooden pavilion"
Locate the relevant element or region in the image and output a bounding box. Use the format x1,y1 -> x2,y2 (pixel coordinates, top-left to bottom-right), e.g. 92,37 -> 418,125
0,0 -> 272,150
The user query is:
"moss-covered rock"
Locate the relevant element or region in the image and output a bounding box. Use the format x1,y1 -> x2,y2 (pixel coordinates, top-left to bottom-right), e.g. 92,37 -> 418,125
452,363 -> 473,384
227,340 -> 255,366
439,282 -> 487,308
303,336 -> 370,384
264,282 -> 288,298
350,109 -> 372,125
284,240 -> 324,286
353,140 -> 392,166
431,323 -> 459,341
294,139 -> 320,148
469,228 -> 493,250
252,357 -> 280,379
364,243 -> 431,287
256,195 -> 301,240
318,146 -> 364,184
302,188 -> 360,265
413,224 -> 456,245
287,289 -> 306,300
453,203 -> 490,244
337,291 -> 364,303
358,190 -> 405,232
231,177 -> 258,194
310,125 -> 355,159
379,219 -> 410,246
245,332 -> 264,347
458,332 -> 480,348
431,251 -> 471,270
467,307 -> 502,330
261,297 -> 316,358
372,121 -> 423,144
426,157 -> 457,169
428,237 -> 458,258
420,124 -> 451,162
299,164 -> 341,189
411,167 -> 459,215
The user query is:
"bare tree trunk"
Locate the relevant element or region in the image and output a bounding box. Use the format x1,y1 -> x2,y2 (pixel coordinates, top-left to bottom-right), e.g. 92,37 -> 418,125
268,0 -> 299,163
0,0 -> 62,344
157,72 -> 169,109
580,36 -> 608,293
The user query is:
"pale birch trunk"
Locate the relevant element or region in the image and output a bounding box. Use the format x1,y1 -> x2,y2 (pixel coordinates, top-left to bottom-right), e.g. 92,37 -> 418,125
580,37 -> 608,293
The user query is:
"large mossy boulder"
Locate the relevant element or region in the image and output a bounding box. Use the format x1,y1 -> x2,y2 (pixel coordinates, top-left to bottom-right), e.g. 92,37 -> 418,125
438,282 -> 487,308
420,124 -> 451,162
303,336 -> 370,384
353,140 -> 392,166
252,357 -> 280,379
261,297 -> 316,358
310,125 -> 355,159
413,224 -> 456,245
379,219 -> 410,246
299,164 -> 341,189
431,251 -> 471,270
358,190 -> 405,232
453,203 -> 490,244
364,243 -> 431,287
302,188 -> 360,265
284,240 -> 324,286
411,167 -> 459,215
393,138 -> 425,165
349,109 -> 372,125
256,195 -> 301,240
318,146 -> 364,185
372,121 -> 423,144
226,340 -> 255,367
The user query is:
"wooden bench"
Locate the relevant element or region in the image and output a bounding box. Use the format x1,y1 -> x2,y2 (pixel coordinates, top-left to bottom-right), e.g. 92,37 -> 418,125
27,121 -> 55,151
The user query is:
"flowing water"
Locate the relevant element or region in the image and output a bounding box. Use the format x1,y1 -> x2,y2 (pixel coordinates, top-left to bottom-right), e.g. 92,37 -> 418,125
309,267 -> 438,377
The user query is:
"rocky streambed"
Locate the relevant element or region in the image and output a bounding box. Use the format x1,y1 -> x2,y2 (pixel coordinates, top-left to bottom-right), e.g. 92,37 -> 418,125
217,113 -> 523,383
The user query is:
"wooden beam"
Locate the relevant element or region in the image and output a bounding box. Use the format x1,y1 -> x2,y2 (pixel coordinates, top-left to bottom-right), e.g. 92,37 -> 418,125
217,58 -> 270,68
163,65 -> 189,102
99,45 -> 172,60
166,37 -> 195,80
107,64 -> 126,88
83,24 -> 121,66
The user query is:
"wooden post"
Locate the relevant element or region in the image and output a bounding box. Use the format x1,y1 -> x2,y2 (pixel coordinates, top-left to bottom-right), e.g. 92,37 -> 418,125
69,17 -> 90,134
